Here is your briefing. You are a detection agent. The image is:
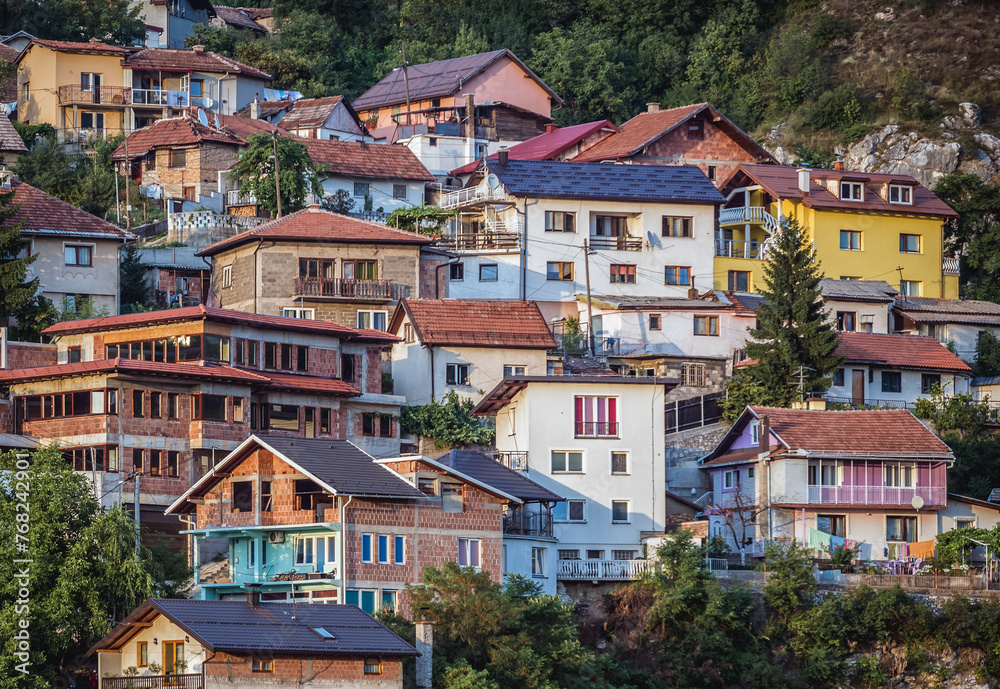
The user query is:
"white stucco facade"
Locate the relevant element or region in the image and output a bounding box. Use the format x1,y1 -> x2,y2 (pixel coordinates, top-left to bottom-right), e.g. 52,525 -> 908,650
827,365 -> 969,404
320,176 -> 426,214
824,298 -> 892,334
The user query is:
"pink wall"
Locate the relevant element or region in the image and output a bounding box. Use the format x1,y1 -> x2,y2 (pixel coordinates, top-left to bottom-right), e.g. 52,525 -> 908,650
468,58 -> 553,119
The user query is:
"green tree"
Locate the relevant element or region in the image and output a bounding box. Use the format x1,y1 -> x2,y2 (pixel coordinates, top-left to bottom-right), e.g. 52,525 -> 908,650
8,293 -> 58,342
119,243 -> 151,313
399,391 -> 495,449
11,122 -> 56,150
974,330 -> 1000,377
12,137 -> 80,204
0,183 -> 37,332
0,0 -> 145,46
935,173 -> 1000,302
321,189 -> 356,214
762,541 -> 816,624
228,133 -> 322,217
384,205 -> 455,234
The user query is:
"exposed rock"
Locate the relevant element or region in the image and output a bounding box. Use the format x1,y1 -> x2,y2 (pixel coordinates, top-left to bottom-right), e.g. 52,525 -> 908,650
960,102 -> 981,127
771,146 -> 800,166
957,149 -> 998,183
874,6 -> 896,21
767,122 -> 786,142
844,125 -> 961,187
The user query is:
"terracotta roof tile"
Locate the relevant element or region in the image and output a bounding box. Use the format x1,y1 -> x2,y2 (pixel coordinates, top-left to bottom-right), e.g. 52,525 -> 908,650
239,7 -> 273,19
0,43 -> 20,61
0,116 -> 27,153
305,139 -> 433,181
213,112 -> 293,139
395,299 -> 556,348
25,39 -> 134,56
3,180 -> 131,239
450,120 -> 617,175
280,96 -> 347,130
212,6 -> 266,32
111,116 -> 242,160
197,206 -> 432,256
836,332 -> 971,373
572,103 -> 706,161
125,48 -> 270,80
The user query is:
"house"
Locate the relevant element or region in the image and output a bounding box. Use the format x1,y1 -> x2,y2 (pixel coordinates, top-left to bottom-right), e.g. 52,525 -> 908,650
135,0 -> 216,48
718,163 -> 960,296
0,306 -> 401,542
0,114 -> 27,162
303,139 -> 433,213
827,332 -> 971,406
210,6 -> 268,36
239,7 -> 276,32
89,596 -> 417,689
438,157 -> 724,321
572,102 -> 776,186
388,299 -> 556,406
4,178 -> 132,316
820,278 -> 898,334
279,96 -> 369,142
235,96 -> 295,123
1,31 -> 34,53
137,247 -> 212,308
197,206 -> 432,330
165,435 -> 526,610
891,296 -> 1000,362
474,375 -> 676,584
700,405 -> 957,560
352,50 -> 562,177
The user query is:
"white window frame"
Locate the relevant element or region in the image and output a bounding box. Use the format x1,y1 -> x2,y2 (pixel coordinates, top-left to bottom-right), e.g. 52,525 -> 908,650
458,537 -> 481,570
361,533 -> 373,563
394,535 -> 405,565
353,181 -> 370,198
446,363 -> 470,386
294,536 -> 315,566
282,307 -> 315,319
723,470 -> 738,490
900,280 -> 922,297
888,184 -> 912,205
840,181 -> 864,201
479,263 -> 499,282
610,450 -> 629,475
356,309 -> 388,331
885,463 -> 915,488
503,364 -> 526,377
377,534 -> 389,564
222,264 -> 233,288
550,450 -> 584,474
611,499 -> 631,524
531,547 -> 545,577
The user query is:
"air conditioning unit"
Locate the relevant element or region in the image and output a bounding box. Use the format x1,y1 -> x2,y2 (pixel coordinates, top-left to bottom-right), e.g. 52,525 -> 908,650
268,531 -> 285,544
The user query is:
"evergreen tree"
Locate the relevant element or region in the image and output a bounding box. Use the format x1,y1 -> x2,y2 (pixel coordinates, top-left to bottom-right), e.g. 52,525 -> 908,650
0,185 -> 37,331
119,243 -> 151,313
727,217 -> 842,414
227,133 -> 321,217
974,330 -> 1000,378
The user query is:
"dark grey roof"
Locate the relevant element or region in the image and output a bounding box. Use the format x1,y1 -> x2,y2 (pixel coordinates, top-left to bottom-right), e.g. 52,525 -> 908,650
152,599 -> 417,655
484,160 -> 724,205
972,377 -> 1000,387
435,450 -> 563,502
820,278 -> 898,302
892,296 -> 1000,314
727,292 -> 767,311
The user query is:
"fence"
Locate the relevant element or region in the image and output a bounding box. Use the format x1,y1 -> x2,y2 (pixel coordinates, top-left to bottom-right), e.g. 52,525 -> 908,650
665,392 -> 724,434
556,559 -> 652,580
293,277 -> 394,300
712,569 -> 989,591
102,675 -> 201,689
503,509 -> 553,538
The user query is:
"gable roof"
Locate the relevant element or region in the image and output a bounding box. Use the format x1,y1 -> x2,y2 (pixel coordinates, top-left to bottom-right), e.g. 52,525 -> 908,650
727,163 -> 958,219
111,116 -> 242,160
0,116 -> 27,153
820,278 -> 899,302
88,598 -> 417,656
449,120 -> 618,176
212,6 -> 266,32
197,206 -> 431,256
305,139 -> 433,181
234,99 -> 295,119
474,375 -> 678,415
280,95 -> 361,130
16,39 -> 135,63
836,332 -> 971,373
572,103 -> 775,164
0,42 -> 22,62
167,436 -> 426,514
480,159 -> 724,205
391,298 -> 557,349
3,180 -> 131,239
894,296 -> 1000,327
352,49 -> 561,112
125,47 -> 270,80
213,111 -> 293,139
434,449 -> 563,502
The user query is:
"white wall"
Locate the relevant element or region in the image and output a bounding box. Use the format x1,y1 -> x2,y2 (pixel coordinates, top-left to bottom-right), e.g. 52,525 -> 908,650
504,536 -> 557,595
827,365 -> 969,403
581,305 -> 754,358
320,176 -> 425,214
403,134 -> 521,177
824,299 -> 892,334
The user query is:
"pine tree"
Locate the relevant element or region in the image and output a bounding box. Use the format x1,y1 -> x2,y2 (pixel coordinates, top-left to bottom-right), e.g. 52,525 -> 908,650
119,242 -> 151,313
0,185 -> 38,329
731,217 -> 843,412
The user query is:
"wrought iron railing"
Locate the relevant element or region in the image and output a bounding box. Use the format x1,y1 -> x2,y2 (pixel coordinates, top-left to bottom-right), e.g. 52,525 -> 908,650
665,392 -> 724,434
491,451 -> 528,472
588,235 -> 643,251
293,277 -> 394,300
574,421 -> 619,438
503,509 -> 553,537
102,674 -> 201,689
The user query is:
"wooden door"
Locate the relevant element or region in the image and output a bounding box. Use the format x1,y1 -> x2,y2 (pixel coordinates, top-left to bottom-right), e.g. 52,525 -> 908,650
851,369 -> 865,405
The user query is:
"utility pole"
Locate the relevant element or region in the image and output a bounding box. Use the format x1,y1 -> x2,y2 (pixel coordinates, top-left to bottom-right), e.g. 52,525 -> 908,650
134,471 -> 141,555
896,265 -> 906,303
401,42 -> 411,128
272,129 -> 283,218
584,240 -> 595,357
123,133 -> 131,230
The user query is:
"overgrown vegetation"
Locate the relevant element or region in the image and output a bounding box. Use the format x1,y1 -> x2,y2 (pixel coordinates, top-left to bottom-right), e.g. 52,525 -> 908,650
228,133 -> 322,217
399,391 -> 495,449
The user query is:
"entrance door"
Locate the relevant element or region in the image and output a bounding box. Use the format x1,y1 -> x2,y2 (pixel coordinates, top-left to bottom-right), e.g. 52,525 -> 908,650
162,640 -> 184,675
851,369 -> 865,405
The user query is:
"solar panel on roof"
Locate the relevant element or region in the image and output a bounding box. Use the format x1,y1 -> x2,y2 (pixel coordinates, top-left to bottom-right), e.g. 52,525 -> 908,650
311,627 -> 336,639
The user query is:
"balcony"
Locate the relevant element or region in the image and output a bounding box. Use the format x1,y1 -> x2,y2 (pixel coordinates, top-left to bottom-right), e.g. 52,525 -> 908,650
805,484 -> 947,507
574,421 -> 619,438
716,238 -> 771,260
439,184 -> 510,210
491,450 -> 528,471
437,231 -> 520,253
293,277 -> 394,302
557,559 -> 652,581
943,257 -> 960,276
503,508 -> 553,538
132,89 -> 188,108
58,85 -> 130,106
102,675 -> 201,689
719,206 -> 780,232
589,235 -> 643,251
226,190 -> 257,207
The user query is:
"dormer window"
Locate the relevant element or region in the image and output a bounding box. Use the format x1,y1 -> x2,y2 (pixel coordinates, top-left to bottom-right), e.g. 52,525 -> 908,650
888,184 -> 912,204
750,421 -> 759,445
840,181 -> 863,201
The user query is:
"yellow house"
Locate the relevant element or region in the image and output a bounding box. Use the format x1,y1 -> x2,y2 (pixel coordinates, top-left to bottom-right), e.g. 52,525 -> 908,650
716,164 -> 959,298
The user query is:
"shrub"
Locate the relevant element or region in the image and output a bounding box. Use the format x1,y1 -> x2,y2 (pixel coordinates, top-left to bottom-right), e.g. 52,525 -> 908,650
803,84 -> 865,131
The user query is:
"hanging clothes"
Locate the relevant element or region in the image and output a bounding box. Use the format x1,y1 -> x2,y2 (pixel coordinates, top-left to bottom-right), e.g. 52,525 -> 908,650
909,539 -> 936,559
809,528 -> 833,550
829,534 -> 847,549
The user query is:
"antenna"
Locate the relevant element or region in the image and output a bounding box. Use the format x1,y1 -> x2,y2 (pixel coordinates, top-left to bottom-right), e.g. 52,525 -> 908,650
214,113 -> 221,129
196,108 -> 209,127
788,365 -> 816,401
647,231 -> 661,249
486,173 -> 500,190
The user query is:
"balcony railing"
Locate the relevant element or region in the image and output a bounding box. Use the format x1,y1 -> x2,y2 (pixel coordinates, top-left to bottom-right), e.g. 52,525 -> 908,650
719,206 -> 780,232
491,450 -> 528,472
806,484 -> 947,506
102,674 -> 201,689
226,189 -> 257,206
439,184 -> 509,210
943,257 -> 960,276
58,84 -> 131,106
666,392 -> 724,435
589,235 -> 643,251
825,396 -> 914,410
132,89 -> 188,107
503,509 -> 553,537
293,277 -> 394,301
574,421 -> 619,438
437,231 -> 520,253
557,559 -> 652,581
716,238 -> 771,260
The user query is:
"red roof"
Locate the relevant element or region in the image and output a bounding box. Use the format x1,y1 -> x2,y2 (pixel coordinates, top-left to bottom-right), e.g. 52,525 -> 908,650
836,332 -> 971,373
197,206 -> 432,257
214,112 -> 292,140
305,140 -> 433,181
0,43 -> 20,62
125,48 -> 270,80
0,115 -> 27,153
280,96 -> 352,130
391,299 -> 557,349
111,116 -> 242,160
449,120 -> 617,176
2,180 -> 131,239
20,39 -> 135,59
212,6 -> 266,31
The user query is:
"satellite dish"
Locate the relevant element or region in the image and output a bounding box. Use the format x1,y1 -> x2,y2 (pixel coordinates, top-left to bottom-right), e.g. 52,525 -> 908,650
196,108 -> 209,127
647,230 -> 662,248
911,495 -> 925,510
203,97 -> 214,109
486,173 -> 500,190
213,114 -> 221,129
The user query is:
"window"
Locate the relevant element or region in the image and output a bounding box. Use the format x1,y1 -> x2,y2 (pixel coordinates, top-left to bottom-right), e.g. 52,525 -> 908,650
353,182 -> 370,197
132,449 -> 144,474
885,464 -> 914,488
64,245 -> 92,266
233,397 -> 245,424
882,371 -> 902,393
665,266 -> 691,286
204,335 -> 230,362
551,450 -> 583,473
887,516 -> 918,542
381,590 -> 397,612
80,112 -> 104,130
544,211 -> 575,232
361,533 -> 373,563
264,404 -> 297,431
393,184 -> 407,200
364,658 -> 382,675
687,120 -> 703,139
837,311 -> 856,331
899,234 -> 921,254
840,181 -> 864,201
682,362 -> 707,386
417,476 -> 436,496
190,80 -> 204,97
232,481 -> 252,512
137,641 -> 148,667
662,216 -> 693,238
595,215 -> 627,237
889,184 -> 912,204
149,450 -> 161,477
282,307 -> 315,319
132,390 -> 144,418
361,413 -> 391,437
446,363 -> 470,386
707,165 -> 717,181
149,392 -> 161,419
260,481 -> 272,512
723,470 -> 738,489
394,535 -> 405,564
221,264 -> 232,288
169,149 -> 187,168
834,368 -> 845,386
280,343 -> 293,370
194,395 -> 228,422
177,335 -> 202,361
531,547 -> 545,576
341,353 -> 355,382
252,660 -> 273,673
449,263 -> 464,281
479,264 -> 498,281
108,389 -> 118,415
377,534 -> 390,563
956,518 -> 975,530
346,589 -> 377,613
589,550 -> 604,560
442,482 -> 463,513
840,230 -> 862,251
728,270 -> 750,292
649,314 -> 661,330
921,374 -> 941,393
900,280 -> 922,296
320,408 -> 331,434
609,264 -> 636,284
611,500 -> 630,523
403,323 -> 415,343
356,310 -> 388,331
23,81 -> 29,101
613,550 -> 636,560
67,346 -> 82,363
553,500 -> 585,521
611,451 -> 629,474
694,315 -> 719,336
574,396 -> 618,437
295,537 -> 315,565
429,137 -> 437,147
558,549 -> 580,560
166,393 -> 179,419
458,538 -> 481,568
546,261 -> 573,281
817,515 -> 846,538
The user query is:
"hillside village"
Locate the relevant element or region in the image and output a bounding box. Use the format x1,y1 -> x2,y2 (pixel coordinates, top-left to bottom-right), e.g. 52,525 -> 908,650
6,2 -> 1000,688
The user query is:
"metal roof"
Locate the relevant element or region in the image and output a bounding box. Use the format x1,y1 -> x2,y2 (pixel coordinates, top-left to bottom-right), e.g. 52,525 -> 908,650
434,450 -> 563,503
819,278 -> 899,302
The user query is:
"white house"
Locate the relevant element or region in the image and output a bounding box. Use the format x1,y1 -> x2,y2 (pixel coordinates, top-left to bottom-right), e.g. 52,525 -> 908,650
474,376 -> 673,583
820,278 -> 897,334
438,157 -> 724,322
892,296 -> 1000,363
134,0 -> 215,48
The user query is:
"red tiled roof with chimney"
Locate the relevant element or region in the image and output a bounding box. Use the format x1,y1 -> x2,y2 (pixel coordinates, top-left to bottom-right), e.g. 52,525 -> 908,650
2,180 -> 131,239
305,139 -> 433,181
111,116 -> 242,160
391,299 -> 557,349
125,47 -> 270,80
836,332 -> 971,373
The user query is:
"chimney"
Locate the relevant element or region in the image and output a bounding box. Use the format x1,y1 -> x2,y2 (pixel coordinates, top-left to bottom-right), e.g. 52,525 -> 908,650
545,123 -> 557,133
465,93 -> 476,162
250,96 -> 260,120
415,618 -> 433,689
646,102 -> 661,113
833,160 -> 844,172
758,415 -> 769,453
797,165 -> 811,194
246,583 -> 262,608
497,147 -> 509,166
192,44 -> 205,54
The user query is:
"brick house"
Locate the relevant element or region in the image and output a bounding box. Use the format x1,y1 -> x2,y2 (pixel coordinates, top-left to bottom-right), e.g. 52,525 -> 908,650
572,102 -> 776,187
166,436 -> 522,614
0,306 -> 401,541
89,596 -> 417,689
198,206 -> 432,331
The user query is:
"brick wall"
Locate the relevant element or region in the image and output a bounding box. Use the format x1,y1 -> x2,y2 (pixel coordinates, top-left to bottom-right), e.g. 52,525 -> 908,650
205,651 -> 403,683
4,342 -> 57,369
0,400 -> 12,434
641,117 -> 764,186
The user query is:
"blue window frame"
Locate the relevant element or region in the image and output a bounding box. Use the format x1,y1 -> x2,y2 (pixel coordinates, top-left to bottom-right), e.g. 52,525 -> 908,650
394,535 -> 405,565
361,533 -> 372,563
378,534 -> 389,563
